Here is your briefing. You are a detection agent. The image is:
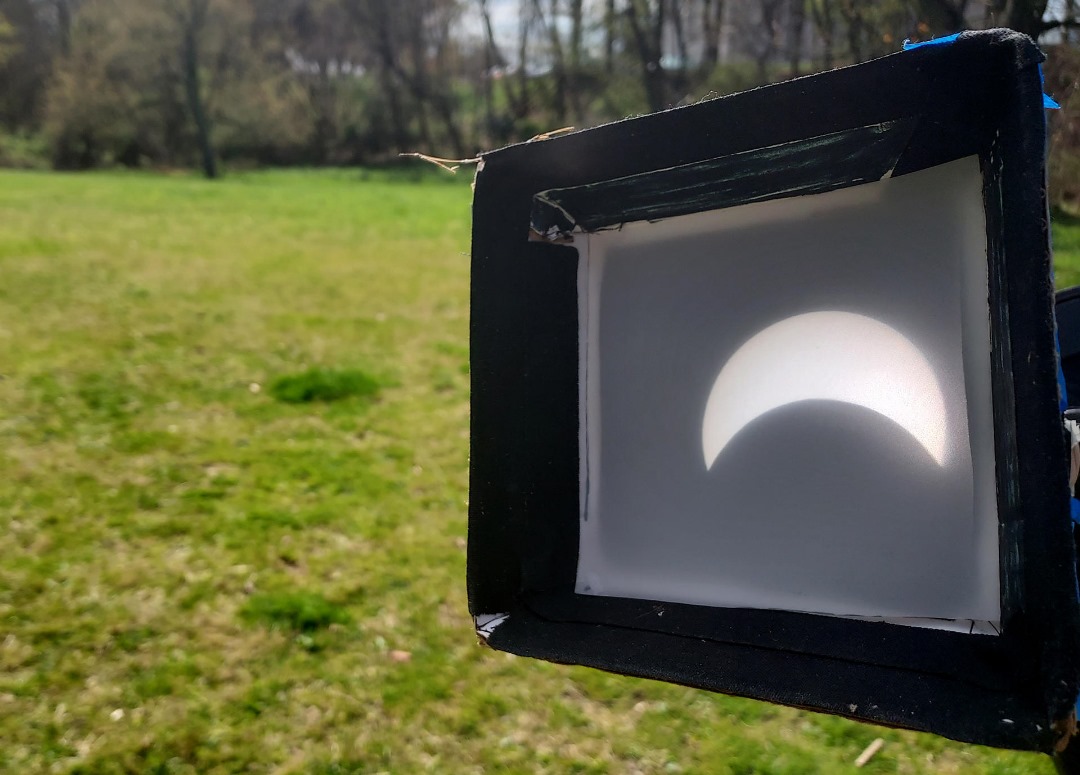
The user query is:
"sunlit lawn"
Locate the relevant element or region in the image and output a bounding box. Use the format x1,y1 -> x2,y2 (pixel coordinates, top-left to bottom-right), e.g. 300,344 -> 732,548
0,168 -> 1076,774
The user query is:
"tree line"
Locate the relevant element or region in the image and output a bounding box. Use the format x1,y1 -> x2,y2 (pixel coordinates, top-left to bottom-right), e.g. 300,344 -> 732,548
0,0 -> 1077,185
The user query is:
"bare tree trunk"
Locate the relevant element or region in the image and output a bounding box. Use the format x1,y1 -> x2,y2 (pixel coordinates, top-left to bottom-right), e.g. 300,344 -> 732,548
788,0 -> 805,79
345,0 -> 466,155
182,0 -> 217,179
414,96 -> 434,149
625,0 -> 668,112
989,0 -> 1050,38
570,0 -> 585,119
516,0 -> 532,117
605,0 -> 616,72
56,0 -> 72,57
754,0 -> 782,83
378,65 -> 410,154
478,0 -> 503,143
311,59 -> 334,164
839,0 -> 865,63
479,0 -> 507,71
533,0 -> 576,122
701,0 -> 724,66
359,0 -> 411,155
431,17 -> 468,155
671,0 -> 689,70
810,0 -> 835,70
916,0 -> 968,33
396,66 -> 442,153
432,95 -> 466,157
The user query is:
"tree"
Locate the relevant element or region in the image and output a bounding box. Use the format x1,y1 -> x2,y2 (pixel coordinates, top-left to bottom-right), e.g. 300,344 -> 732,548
700,0 -> 725,66
45,0 -> 308,172
625,0 -> 672,112
13,0 -> 1078,175
249,0 -> 363,163
808,0 -> 837,68
344,0 -> 467,156
174,0 -> 216,177
0,0 -> 53,130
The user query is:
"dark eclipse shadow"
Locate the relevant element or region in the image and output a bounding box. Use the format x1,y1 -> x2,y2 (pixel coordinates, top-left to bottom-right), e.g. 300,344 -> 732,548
594,399 -> 988,620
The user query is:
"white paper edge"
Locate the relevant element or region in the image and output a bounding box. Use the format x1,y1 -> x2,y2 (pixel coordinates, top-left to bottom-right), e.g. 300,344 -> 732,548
474,613 -> 510,641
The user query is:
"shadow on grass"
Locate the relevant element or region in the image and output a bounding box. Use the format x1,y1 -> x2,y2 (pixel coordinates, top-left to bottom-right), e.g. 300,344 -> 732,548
269,367 -> 382,404
241,590 -> 351,632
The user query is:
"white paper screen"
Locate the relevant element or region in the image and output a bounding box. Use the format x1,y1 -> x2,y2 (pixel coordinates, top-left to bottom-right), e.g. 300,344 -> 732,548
575,157 -> 1000,628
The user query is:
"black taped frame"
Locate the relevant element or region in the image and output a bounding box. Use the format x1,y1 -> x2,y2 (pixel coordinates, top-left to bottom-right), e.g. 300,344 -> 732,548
530,119 -> 917,241
468,29 -> 1080,752
522,592 -> 1025,695
488,608 -> 1040,751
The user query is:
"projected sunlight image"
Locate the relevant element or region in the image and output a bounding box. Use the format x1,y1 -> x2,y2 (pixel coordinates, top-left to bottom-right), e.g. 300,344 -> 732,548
702,311 -> 949,470
574,157 -> 1000,627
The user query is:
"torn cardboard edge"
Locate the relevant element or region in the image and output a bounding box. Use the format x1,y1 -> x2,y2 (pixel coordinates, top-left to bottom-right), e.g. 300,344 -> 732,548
474,613 -> 510,642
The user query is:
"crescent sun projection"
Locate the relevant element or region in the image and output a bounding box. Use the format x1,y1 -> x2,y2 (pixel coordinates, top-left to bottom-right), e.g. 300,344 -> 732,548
702,311 -> 949,470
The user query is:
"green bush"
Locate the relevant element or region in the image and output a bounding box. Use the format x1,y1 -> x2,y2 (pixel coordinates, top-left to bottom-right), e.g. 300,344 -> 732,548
0,131 -> 48,169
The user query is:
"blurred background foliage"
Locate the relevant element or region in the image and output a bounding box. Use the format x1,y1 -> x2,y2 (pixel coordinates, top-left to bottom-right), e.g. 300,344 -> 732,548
0,0 -> 1078,200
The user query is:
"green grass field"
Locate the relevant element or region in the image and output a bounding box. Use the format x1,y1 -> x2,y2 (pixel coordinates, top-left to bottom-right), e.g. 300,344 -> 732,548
0,168 -> 1077,774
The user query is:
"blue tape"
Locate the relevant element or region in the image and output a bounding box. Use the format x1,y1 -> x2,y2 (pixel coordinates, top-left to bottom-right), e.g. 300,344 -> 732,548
901,32 -> 962,50
1058,327 -> 1069,411
1039,64 -> 1062,109
901,33 -> 1060,107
